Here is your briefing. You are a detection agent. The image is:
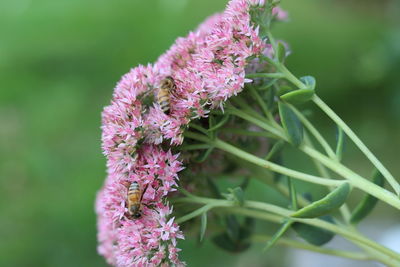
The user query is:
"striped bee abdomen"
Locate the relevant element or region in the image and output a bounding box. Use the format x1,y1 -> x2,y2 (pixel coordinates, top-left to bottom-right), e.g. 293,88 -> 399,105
157,77 -> 175,114
157,90 -> 170,113
127,182 -> 142,216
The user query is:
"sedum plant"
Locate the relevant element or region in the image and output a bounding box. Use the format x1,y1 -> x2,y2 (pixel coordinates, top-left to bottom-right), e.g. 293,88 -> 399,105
96,0 -> 400,266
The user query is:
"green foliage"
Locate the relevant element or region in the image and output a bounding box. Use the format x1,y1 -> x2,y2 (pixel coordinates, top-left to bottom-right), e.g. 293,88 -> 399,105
212,217 -> 254,253
350,171 -> 385,224
263,219 -> 293,252
277,41 -> 287,63
207,114 -> 230,132
278,102 -> 304,146
292,216 -> 335,246
335,126 -> 345,161
280,88 -> 315,105
291,183 -> 351,218
299,76 -> 316,90
199,212 -> 208,242
226,187 -> 245,206
264,140 -> 285,161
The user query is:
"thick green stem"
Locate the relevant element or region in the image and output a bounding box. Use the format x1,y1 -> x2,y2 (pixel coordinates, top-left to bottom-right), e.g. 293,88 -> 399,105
300,145 -> 400,210
211,103 -> 400,211
228,107 -> 285,139
252,235 -> 372,261
185,132 -> 344,187
311,95 -> 400,196
219,128 -> 277,138
246,73 -> 285,79
288,104 -> 337,159
303,133 -> 352,222
268,47 -> 399,195
176,196 -> 400,265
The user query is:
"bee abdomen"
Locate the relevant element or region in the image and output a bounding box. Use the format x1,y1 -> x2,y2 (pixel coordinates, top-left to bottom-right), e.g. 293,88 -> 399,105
129,181 -> 140,191
159,100 -> 170,113
128,192 -> 140,202
157,92 -> 170,113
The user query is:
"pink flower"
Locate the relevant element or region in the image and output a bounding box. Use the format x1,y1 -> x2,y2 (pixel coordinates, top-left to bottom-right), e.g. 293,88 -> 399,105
96,1 -> 287,266
272,6 -> 289,21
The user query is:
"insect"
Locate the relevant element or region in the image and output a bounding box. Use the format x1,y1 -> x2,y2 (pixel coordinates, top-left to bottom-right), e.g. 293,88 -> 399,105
156,76 -> 176,114
127,181 -> 149,219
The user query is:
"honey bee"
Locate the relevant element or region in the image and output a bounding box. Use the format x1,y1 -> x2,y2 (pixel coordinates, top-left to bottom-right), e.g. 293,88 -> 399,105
157,76 -> 176,114
127,181 -> 148,219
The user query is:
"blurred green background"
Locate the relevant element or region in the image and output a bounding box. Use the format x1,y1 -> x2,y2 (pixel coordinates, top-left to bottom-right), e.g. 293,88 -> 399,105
1,0 -> 399,266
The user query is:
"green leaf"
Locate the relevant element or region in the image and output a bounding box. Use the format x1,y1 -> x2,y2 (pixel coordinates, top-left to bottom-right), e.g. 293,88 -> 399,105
239,177 -> 250,191
277,41 -> 286,63
212,232 -> 251,253
292,215 -> 335,246
265,140 -> 285,161
335,126 -> 345,161
226,215 -> 240,242
280,89 -> 315,105
264,219 -> 293,252
291,183 -> 351,218
199,212 -> 207,242
278,102 -> 304,146
212,217 -> 254,253
270,155 -> 285,183
350,170 -> 385,224
277,85 -> 293,96
229,187 -> 245,206
300,76 -> 316,90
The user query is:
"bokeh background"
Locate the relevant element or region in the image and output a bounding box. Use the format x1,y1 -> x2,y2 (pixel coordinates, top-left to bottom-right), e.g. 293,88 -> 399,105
1,0 -> 400,266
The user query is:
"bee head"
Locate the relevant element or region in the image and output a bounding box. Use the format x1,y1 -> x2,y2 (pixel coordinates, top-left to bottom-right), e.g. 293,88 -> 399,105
161,76 -> 175,89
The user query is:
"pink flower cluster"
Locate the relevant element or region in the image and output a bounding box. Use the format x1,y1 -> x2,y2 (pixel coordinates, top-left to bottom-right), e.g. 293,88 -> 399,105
96,1 -> 286,266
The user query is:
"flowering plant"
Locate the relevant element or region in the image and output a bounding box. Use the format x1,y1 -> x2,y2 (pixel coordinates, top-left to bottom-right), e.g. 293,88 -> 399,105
96,0 -> 400,266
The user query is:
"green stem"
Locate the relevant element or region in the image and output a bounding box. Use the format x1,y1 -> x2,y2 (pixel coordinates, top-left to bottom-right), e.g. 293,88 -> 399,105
277,64 -> 307,89
303,133 -> 352,223
246,73 -> 285,79
287,177 -> 298,210
252,235 -> 372,261
177,196 -> 400,265
180,143 -> 211,151
336,126 -> 345,161
288,103 -> 337,159
243,201 -> 400,265
227,107 -> 286,139
184,132 -> 344,187
266,31 -> 279,59
219,128 -> 277,138
263,219 -> 293,251
176,203 -> 221,224
189,123 -> 209,135
247,85 -> 278,124
312,95 -> 400,196
228,155 -> 310,208
229,97 -> 271,123
271,59 -> 400,196
218,102 -> 400,210
300,145 -> 400,210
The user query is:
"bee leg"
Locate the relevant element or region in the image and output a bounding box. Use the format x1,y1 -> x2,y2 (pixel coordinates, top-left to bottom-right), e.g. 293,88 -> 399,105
140,184 -> 149,203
